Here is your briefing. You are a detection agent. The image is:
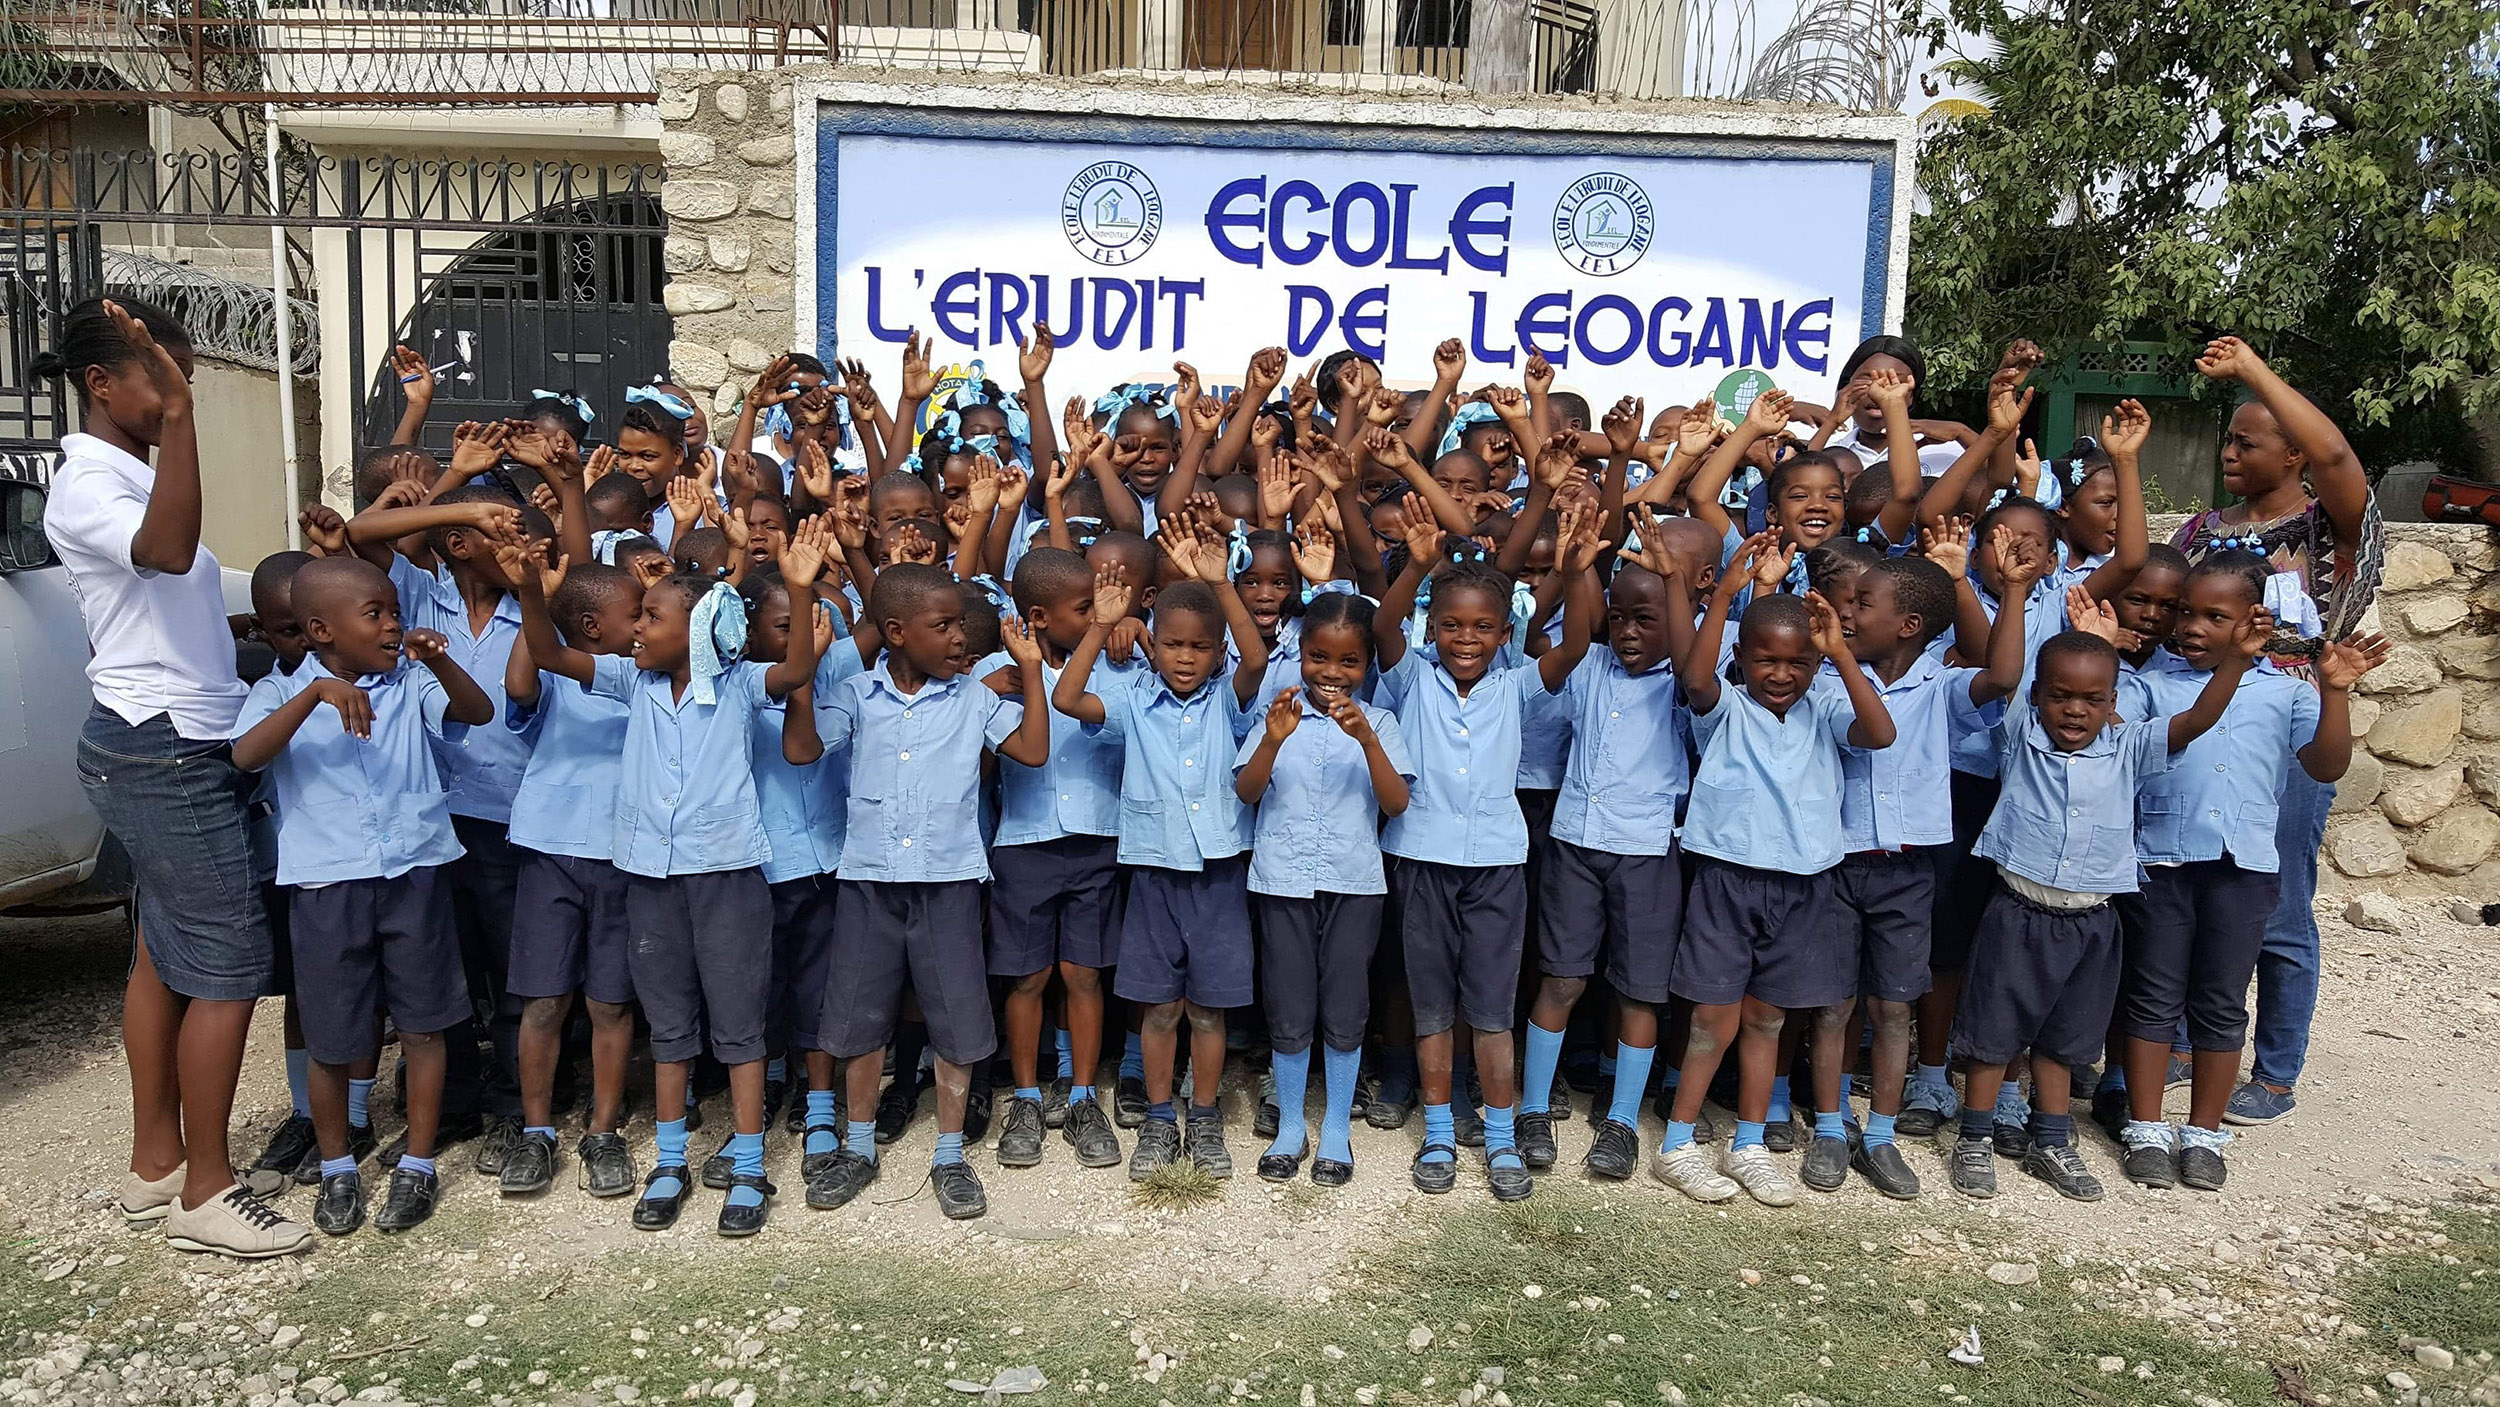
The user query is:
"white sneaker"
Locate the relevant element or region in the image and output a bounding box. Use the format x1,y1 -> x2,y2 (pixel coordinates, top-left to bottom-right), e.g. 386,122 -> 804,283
1650,1142 -> 1739,1202
116,1165 -> 184,1225
161,1186 -> 312,1259
1722,1144 -> 1799,1207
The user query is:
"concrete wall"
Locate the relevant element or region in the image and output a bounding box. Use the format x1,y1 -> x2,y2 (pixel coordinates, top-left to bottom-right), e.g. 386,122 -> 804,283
191,358 -> 321,568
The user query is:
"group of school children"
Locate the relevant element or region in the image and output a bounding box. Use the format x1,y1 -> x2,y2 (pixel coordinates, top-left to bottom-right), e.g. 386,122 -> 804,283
216,321 -> 2387,1244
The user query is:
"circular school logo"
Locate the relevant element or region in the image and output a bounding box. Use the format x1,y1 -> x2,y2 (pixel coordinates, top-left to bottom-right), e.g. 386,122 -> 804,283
1551,172 -> 1654,277
1062,162 -> 1163,266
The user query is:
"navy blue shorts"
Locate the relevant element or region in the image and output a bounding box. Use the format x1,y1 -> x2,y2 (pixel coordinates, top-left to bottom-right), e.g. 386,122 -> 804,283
987,833 -> 1123,976
1114,858 -> 1254,1010
1954,881 -> 2120,1067
1255,891 -> 1384,1054
2116,859 -> 2278,1052
507,852 -> 634,1006
1392,858 -> 1526,1037
768,875 -> 839,1052
1927,771 -> 2001,971
1836,849 -> 1936,1003
626,868 -> 772,1066
260,881 -> 293,999
1671,856 -> 1852,1009
821,879 -> 995,1067
1537,838 -> 1684,1004
288,868 -> 471,1066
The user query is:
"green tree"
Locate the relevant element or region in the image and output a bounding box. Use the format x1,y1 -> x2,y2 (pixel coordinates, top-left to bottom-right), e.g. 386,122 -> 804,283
1908,0 -> 2500,472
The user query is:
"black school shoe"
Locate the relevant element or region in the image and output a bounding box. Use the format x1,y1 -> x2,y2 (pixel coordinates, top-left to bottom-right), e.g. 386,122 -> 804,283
632,1165 -> 692,1231
1042,1077 -> 1070,1130
1311,1156 -> 1353,1188
2122,1142 -> 2178,1190
245,1115 -> 319,1197
1410,1143 -> 1459,1195
1799,1135 -> 1852,1193
716,1174 -> 774,1237
1062,1098 -> 1123,1169
1128,1119 -> 1182,1181
1256,1144 -> 1306,1182
313,1170 -> 365,1236
761,1077 -> 789,1129
1762,1114 -> 1798,1155
1485,1150 -> 1533,1202
701,1130 -> 739,1190
1366,1082 -> 1414,1130
1584,1119 -> 1639,1180
932,1161 -> 988,1220
500,1131 -> 558,1196
1852,1140 -> 1922,1200
374,1167 -> 439,1233
1948,1138 -> 1997,1198
2022,1142 -> 2104,1201
1114,1075 -> 1150,1129
1517,1111 -> 1558,1171
2090,1087 -> 2131,1143
1992,1119 -> 2032,1160
2178,1144 -> 2227,1192
578,1132 -> 636,1198
291,1121 -> 376,1186
473,1116 -> 524,1176
805,1151 -> 879,1210
1185,1117 -> 1233,1178
962,1082 -> 994,1145
996,1097 -> 1047,1168
874,1078 -> 921,1144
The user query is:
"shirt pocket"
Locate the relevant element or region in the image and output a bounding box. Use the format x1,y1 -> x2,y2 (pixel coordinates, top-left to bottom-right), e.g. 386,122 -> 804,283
2135,791 -> 2186,856
2085,824 -> 2137,878
684,804 -> 756,855
2233,801 -> 2280,864
1688,780 -> 1753,856
850,749 -> 896,803
1121,796 -> 1168,857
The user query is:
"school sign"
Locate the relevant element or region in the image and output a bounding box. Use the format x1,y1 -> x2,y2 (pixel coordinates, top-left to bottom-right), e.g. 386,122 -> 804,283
794,80 -> 1914,410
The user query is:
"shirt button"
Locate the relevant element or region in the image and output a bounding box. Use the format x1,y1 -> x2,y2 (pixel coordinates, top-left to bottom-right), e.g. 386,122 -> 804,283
901,837 -> 914,847
1457,766 -> 1468,775
1609,711 -> 1619,719
662,795 -> 676,806
2069,808 -> 2081,817
1061,793 -> 1071,801
903,709 -> 914,718
899,750 -> 912,761
2214,763 -> 2227,772
1183,758 -> 1194,767
1182,715 -> 1193,724
1459,728 -> 1470,737
1190,802 -> 1201,811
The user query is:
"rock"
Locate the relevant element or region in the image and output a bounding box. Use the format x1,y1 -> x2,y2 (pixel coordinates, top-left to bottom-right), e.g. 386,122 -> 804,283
656,83 -> 699,121
271,1327 -> 302,1353
2468,754 -> 2500,811
2096,1357 -> 2126,1374
2382,542 -> 2455,591
707,235 -> 753,274
2378,766 -> 2464,826
2328,817 -> 2410,878
2349,694 -> 2383,736
615,1387 -> 641,1403
1355,1389 -> 1380,1406
745,179 -> 794,221
2344,893 -> 2405,934
2448,896 -> 2488,924
1656,1386 -> 1687,1406
2416,1345 -> 2455,1371
2359,645 -> 2442,696
1407,1326 -> 1434,1353
666,339 -> 731,391
724,338 -> 772,373
714,82 -> 750,122
1738,1268 -> 1762,1286
2368,688 -> 2463,765
662,282 -> 737,315
40,1260 -> 74,1282
2388,1370 -> 2418,1392
1984,1262 -> 2037,1287
2438,635 -> 2500,680
657,132 -> 715,169
2211,1239 -> 2242,1263
2404,595 -> 2469,635
735,137 -> 793,167
662,234 -> 709,275
2331,751 -> 2386,814
660,179 -> 741,223
1521,1285 -> 1543,1300
2468,693 -> 2500,741
2406,805 -> 2500,874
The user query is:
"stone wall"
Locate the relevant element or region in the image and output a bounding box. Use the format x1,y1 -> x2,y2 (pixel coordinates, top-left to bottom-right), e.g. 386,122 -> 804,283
655,67 -> 802,421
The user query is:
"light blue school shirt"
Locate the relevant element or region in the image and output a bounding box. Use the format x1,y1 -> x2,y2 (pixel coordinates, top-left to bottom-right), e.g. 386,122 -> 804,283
751,643 -> 870,883
1948,576 -> 2067,779
1828,654 -> 1989,851
1374,652 -> 1545,867
587,655 -> 774,879
1550,650 -> 1685,856
2129,653 -> 2319,873
2046,549 -> 2108,599
233,660 -> 466,887
820,660 -> 1024,883
971,649 -> 1130,847
390,556 -> 531,823
1682,679 -> 1857,874
245,654 -> 313,883
2114,647 -> 2182,727
506,671 -> 629,861
1086,668 -> 1254,871
1974,704 -> 2171,894
1516,617 -> 1572,789
1233,695 -> 1412,898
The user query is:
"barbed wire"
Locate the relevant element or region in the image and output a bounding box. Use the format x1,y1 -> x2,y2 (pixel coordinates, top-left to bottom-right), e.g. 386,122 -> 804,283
99,249 -> 318,375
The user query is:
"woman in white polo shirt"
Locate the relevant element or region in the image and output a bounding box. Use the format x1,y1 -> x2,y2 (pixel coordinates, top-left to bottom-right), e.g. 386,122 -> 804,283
40,298 -> 311,1259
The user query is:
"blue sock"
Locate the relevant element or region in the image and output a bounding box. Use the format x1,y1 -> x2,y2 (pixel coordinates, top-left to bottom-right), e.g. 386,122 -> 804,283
844,1119 -> 877,1163
397,1154 -> 436,1177
1120,1032 -> 1145,1082
725,1132 -> 766,1207
1520,1023 -> 1565,1115
1055,1027 -> 1075,1081
1733,1119 -> 1766,1151
1420,1103 -> 1456,1163
524,1124 -> 556,1142
1767,1076 -> 1792,1124
1319,1046 -> 1358,1164
1993,1082 -> 2030,1123
1379,1046 -> 1418,1103
1815,1110 -> 1846,1139
1663,1119 -> 1697,1153
285,1048 -> 311,1119
1661,1066 -> 1680,1089
2097,1066 -> 2128,1094
1015,1086 -> 1043,1104
804,1091 -> 839,1155
1483,1104 -> 1519,1166
1960,1105 -> 1995,1142
1913,1062 -> 1950,1090
1266,1047 -> 1310,1157
765,1056 -> 786,1084
2030,1112 -> 2072,1148
1606,1042 -> 1655,1128
647,1118 -> 688,1199
1188,1103 -> 1218,1125
346,1077 -> 374,1130
1864,1111 -> 1898,1147
318,1155 -> 356,1179
933,1131 -> 964,1167
1147,1101 -> 1175,1125
1069,1083 -> 1095,1104
1829,1085 -> 1854,1127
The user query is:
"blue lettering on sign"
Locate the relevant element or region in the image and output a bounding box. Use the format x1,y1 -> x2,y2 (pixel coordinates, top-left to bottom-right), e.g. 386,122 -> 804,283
1201,180 -> 1513,274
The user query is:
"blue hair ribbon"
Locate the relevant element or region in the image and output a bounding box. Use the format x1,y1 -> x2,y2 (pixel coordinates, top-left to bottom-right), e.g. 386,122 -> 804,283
1510,578 -> 1537,632
1437,401 -> 1500,458
532,388 -> 594,424
686,581 -> 747,706
590,529 -> 629,566
624,384 -> 694,420
1225,521 -> 1253,577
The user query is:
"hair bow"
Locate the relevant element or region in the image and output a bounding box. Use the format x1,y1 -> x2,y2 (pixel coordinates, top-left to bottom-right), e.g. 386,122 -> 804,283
2262,572 -> 2322,640
1225,520 -> 1253,577
1446,541 -> 1491,566
949,362 -> 994,410
1092,384 -> 1172,424
533,389 -> 594,424
591,529 -> 629,566
686,581 -> 747,706
1985,486 -> 2014,512
624,384 -> 694,421
1510,578 -> 1537,631
1405,574 -> 1434,651
1437,401 -> 1501,458
969,571 -> 1014,617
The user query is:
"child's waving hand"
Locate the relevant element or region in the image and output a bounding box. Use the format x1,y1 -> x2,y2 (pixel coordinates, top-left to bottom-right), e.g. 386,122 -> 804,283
1263,688 -> 1302,744
2102,398 -> 2152,456
1802,590 -> 1850,657
1092,561 -> 1135,624
2318,632 -> 2391,691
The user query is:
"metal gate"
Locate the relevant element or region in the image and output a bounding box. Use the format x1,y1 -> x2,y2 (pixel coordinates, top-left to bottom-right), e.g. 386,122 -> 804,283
0,149 -> 671,466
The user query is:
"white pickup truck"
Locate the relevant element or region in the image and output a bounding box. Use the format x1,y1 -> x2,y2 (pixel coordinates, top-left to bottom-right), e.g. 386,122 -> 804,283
0,468 -> 260,915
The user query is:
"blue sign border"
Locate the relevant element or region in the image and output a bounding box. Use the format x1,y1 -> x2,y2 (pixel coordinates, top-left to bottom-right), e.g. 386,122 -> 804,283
812,104 -> 1898,367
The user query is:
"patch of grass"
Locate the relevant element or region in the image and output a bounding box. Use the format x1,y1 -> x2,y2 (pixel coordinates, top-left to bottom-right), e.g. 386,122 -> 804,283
1130,1157 -> 1223,1212
2340,1199 -> 2499,1357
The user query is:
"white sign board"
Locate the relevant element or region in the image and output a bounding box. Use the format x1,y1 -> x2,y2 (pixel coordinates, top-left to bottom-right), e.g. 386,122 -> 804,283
799,86 -> 1909,417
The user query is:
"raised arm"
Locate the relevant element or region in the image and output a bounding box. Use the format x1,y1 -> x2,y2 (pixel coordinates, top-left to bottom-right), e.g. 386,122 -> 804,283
1233,689 -> 1299,805
1535,501 -> 1604,693
1364,427 -> 1477,535
2077,399 -> 2152,601
108,302 -> 206,574
2200,336 -> 2369,546
1918,368 -> 2027,529
1867,368 -> 1925,546
993,612 -> 1055,766
1050,564 -> 1133,726
1678,534 -> 1764,716
1806,590 -> 1895,749
231,677 -> 375,773
1017,324 -> 1059,478
2164,615 -> 2263,754
403,627 -> 493,727
1206,347 -> 1284,480
1405,339 -> 1466,462
2300,632 -> 2389,780
1164,514 -> 1270,706
762,517 -> 836,700
506,538 -> 598,686
387,344 -> 436,449
1373,516 -> 1444,673
1686,388 -> 1791,542
1975,528 -> 2040,705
